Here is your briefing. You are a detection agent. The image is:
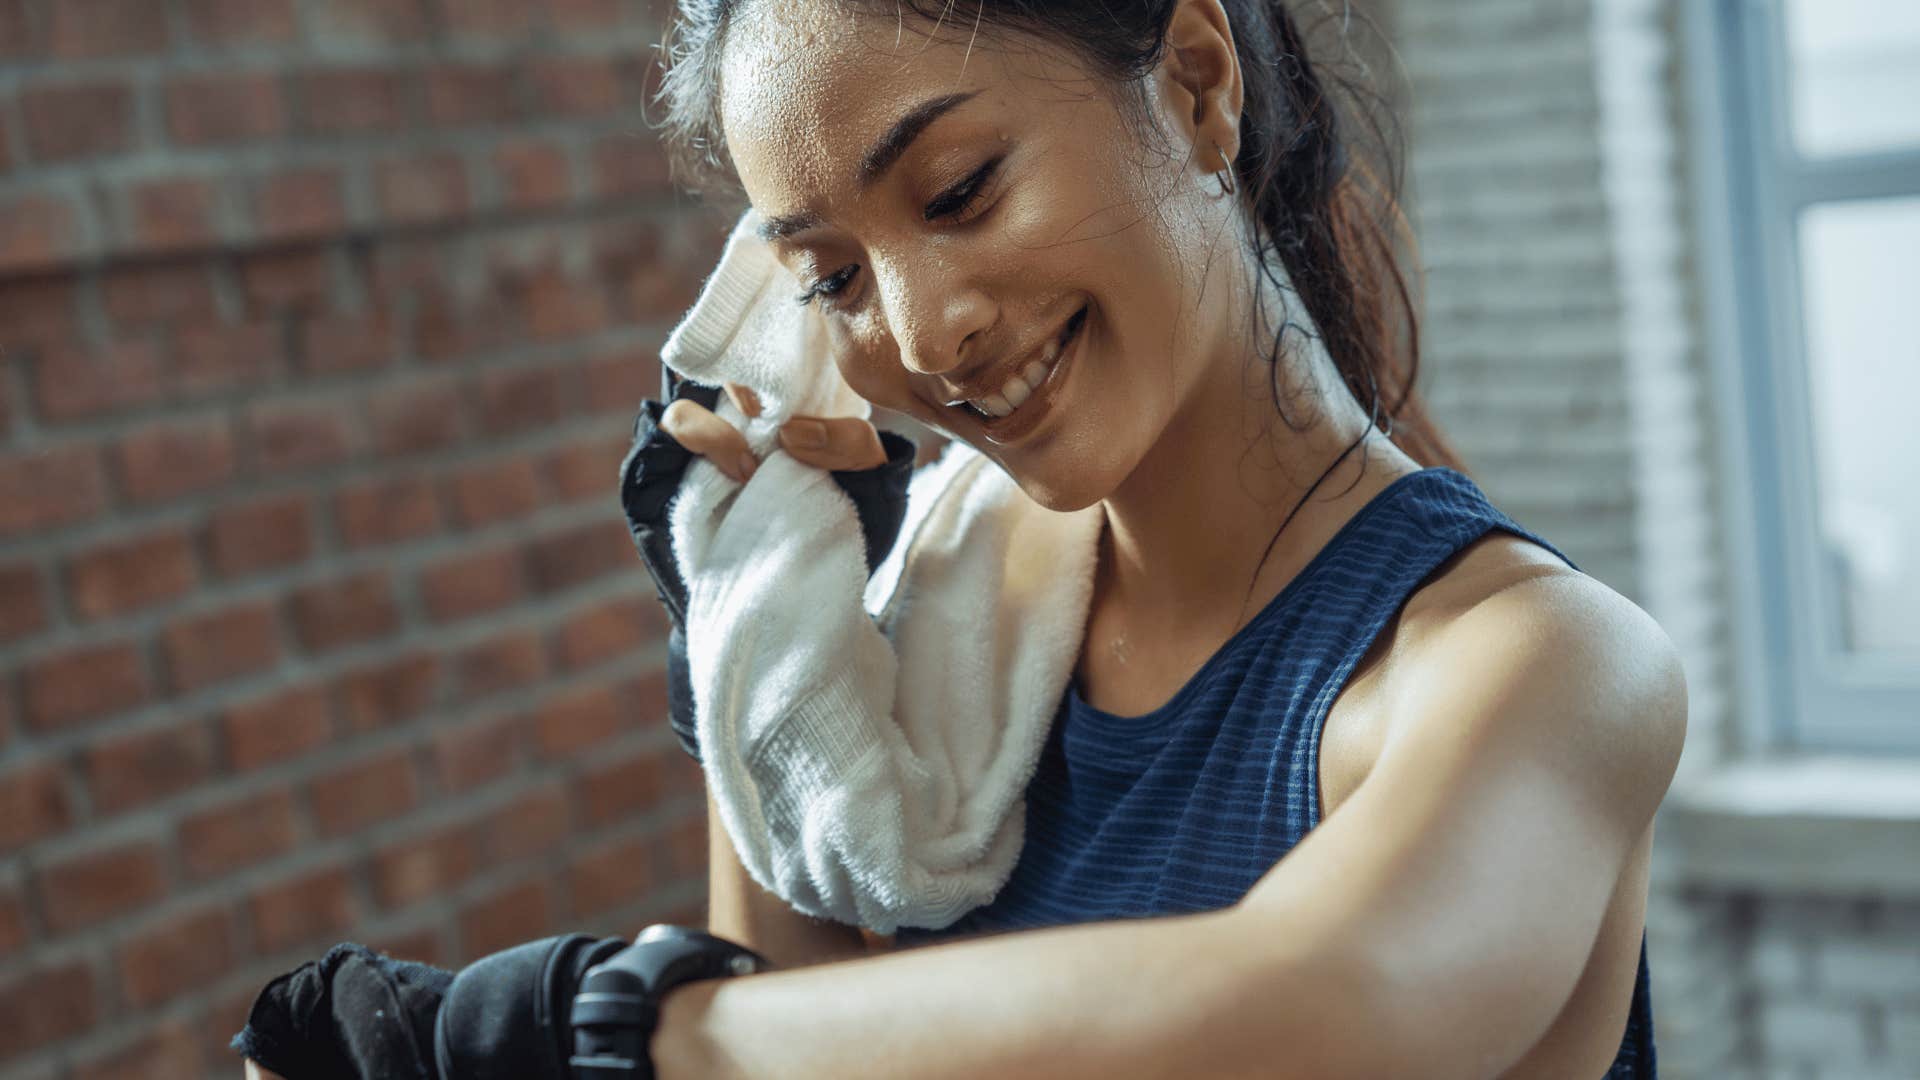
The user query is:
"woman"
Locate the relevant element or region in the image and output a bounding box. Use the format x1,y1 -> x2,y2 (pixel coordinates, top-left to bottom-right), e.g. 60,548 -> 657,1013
248,0 -> 1685,1076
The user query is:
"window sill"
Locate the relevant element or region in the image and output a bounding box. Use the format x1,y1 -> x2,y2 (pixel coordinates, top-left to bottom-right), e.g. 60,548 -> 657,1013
1655,755 -> 1920,898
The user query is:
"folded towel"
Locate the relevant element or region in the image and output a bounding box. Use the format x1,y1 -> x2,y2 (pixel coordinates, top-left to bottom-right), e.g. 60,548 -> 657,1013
662,212 -> 1104,933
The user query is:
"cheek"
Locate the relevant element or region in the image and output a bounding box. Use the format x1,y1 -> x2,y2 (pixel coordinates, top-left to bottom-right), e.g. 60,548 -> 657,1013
826,317 -> 914,410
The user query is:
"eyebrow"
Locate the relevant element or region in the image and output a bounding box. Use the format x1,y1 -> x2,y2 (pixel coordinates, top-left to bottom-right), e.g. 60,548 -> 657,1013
756,89 -> 982,243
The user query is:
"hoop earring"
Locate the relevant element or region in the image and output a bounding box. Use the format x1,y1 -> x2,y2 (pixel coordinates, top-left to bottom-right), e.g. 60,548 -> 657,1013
1214,142 -> 1238,198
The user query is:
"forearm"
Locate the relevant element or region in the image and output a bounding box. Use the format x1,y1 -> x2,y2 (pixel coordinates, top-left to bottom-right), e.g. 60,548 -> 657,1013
652,904 -> 1390,1080
704,788 -> 871,969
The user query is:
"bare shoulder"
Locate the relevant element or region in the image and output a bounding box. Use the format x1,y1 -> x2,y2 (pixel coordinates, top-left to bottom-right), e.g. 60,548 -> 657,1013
1388,531 -> 1691,814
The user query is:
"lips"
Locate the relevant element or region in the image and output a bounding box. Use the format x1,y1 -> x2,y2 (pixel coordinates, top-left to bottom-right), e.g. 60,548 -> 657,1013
956,303 -> 1088,445
949,305 -> 1088,424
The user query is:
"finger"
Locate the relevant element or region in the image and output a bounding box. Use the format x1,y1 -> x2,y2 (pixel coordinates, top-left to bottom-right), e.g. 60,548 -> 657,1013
723,382 -> 762,419
661,398 -> 758,483
778,417 -> 888,472
246,1063 -> 290,1080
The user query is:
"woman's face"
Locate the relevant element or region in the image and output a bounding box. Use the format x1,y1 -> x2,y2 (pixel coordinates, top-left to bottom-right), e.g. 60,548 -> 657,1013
717,4 -> 1244,510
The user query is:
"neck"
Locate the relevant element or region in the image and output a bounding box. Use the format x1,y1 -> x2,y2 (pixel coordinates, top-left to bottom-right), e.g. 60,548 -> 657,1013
1095,283 -> 1418,640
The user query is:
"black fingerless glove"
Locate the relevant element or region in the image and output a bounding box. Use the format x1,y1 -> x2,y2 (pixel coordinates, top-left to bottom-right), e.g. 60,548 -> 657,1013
618,374 -> 917,763
233,929 -> 770,1080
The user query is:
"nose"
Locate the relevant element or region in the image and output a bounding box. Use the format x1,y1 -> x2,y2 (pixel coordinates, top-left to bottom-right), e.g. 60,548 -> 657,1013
878,256 -> 995,377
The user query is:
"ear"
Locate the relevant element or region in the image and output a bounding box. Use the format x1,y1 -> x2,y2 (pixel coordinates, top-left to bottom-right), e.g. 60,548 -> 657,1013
1155,0 -> 1245,166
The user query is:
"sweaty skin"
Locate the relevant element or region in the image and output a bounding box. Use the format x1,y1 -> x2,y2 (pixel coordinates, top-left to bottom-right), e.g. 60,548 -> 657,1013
246,2 -> 1685,1076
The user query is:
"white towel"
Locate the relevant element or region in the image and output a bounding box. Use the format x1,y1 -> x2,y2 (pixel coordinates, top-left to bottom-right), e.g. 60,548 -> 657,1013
661,212 -> 1104,934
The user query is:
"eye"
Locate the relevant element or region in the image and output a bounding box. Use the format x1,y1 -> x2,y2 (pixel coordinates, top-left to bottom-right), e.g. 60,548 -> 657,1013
795,263 -> 860,308
924,155 -> 1004,223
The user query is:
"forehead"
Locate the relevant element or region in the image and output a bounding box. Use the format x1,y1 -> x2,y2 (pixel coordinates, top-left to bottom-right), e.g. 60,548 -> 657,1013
715,4 -> 1062,204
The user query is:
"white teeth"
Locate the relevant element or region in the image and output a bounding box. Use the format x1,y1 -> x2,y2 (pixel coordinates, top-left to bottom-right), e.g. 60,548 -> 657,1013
1001,374 -> 1031,409
1023,359 -> 1049,385
980,392 -> 1013,418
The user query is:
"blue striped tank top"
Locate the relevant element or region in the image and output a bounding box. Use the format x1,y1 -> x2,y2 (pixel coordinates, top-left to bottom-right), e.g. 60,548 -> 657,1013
894,466 -> 1656,1078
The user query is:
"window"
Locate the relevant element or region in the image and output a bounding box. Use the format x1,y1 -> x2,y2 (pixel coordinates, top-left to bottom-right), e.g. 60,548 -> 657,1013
1696,0 -> 1920,749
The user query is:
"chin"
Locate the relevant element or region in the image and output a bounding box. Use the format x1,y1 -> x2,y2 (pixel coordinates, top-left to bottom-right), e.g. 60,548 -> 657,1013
995,457 -> 1114,514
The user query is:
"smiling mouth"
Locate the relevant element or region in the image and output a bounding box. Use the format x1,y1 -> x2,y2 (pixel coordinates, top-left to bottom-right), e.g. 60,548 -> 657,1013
950,304 -> 1088,423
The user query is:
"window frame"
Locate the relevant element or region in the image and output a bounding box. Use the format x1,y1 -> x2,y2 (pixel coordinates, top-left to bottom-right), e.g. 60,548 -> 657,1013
1688,0 -> 1920,752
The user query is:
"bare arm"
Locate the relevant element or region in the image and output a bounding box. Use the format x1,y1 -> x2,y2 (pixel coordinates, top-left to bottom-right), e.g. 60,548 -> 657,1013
704,786 -> 875,968
646,576 -> 1687,1080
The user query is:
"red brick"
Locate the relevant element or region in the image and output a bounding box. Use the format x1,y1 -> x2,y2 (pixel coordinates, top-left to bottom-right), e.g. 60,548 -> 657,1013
627,260 -> 704,321
520,269 -> 610,341
23,640 -> 150,733
366,926 -> 443,967
335,652 -> 440,734
533,683 -> 623,758
48,0 -> 170,57
310,0 -> 433,43
222,685 -> 332,770
460,878 -> 552,958
426,64 -> 520,126
567,836 -> 652,917
368,237 -> 444,294
37,839 -> 168,932
446,457 -> 543,527
443,0 -> 537,37
85,719 -> 217,814
554,598 -> 657,671
432,711 -> 522,791
70,1018 -> 204,1080
412,286 -> 516,361
255,166 -> 349,242
22,81 -> 134,162
526,519 -> 635,593
309,749 -> 419,837
450,631 -> 548,704
65,528 -> 197,621
298,313 -> 393,376
0,959 -> 97,1060
376,152 -> 472,226
0,881 -> 26,956
482,784 -> 570,863
0,444 -> 107,538
249,863 -> 356,954
580,747 -> 666,827
204,493 -> 314,578
301,67 -> 414,134
544,432 -> 631,503
334,473 -> 440,550
0,0 -> 35,57
100,262 -> 218,325
240,248 -> 335,312
548,0 -> 625,27
662,813 -> 706,879
179,789 -> 298,878
243,399 -> 355,475
113,414 -> 236,505
287,572 -> 399,652
584,345 -> 663,414
165,72 -> 286,146
493,138 -> 574,209
0,277 -> 81,350
118,903 -> 234,1007
368,377 -> 467,456
0,564 -> 48,644
371,822 -> 479,908
122,176 -> 221,254
181,0 -> 298,44
420,547 -> 523,623
0,193 -> 84,274
32,339 -> 166,422
528,56 -> 625,117
476,365 -> 572,436
0,110 -> 10,174
0,760 -> 73,852
172,321 -> 279,398
160,600 -> 282,693
593,133 -> 674,199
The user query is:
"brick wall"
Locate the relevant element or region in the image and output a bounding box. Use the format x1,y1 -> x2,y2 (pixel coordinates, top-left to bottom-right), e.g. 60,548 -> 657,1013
1387,1 -> 1920,1078
0,2 -> 722,1075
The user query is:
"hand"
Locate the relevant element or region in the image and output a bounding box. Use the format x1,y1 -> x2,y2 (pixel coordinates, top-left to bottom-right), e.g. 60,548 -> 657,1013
660,382 -> 889,482
243,1062 -> 287,1080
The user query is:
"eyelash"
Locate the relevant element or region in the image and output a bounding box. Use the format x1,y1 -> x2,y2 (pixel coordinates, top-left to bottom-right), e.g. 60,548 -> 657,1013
795,155 -> 1006,308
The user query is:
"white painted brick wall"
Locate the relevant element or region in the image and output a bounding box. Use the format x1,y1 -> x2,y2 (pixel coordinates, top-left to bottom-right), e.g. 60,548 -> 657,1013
1381,0 -> 1916,1077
